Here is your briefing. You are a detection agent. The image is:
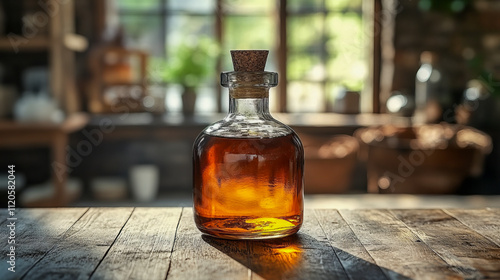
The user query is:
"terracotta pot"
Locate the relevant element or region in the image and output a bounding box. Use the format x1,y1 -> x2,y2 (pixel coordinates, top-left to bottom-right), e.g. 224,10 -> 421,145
302,135 -> 358,194
182,87 -> 197,116
355,124 -> 492,194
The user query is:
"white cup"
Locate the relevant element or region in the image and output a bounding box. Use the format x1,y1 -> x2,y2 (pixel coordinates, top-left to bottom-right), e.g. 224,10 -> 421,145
129,165 -> 159,202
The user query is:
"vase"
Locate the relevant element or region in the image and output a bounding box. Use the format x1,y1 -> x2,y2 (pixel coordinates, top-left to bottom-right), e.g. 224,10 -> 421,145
182,87 -> 197,116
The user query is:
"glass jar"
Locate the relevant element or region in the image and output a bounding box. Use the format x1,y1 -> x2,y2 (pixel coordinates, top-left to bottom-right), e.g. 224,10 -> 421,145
193,51 -> 304,239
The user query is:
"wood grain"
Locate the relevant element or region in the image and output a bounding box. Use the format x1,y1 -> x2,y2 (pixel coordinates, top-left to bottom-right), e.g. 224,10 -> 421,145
244,210 -> 348,280
445,208 -> 500,246
0,208 -> 88,280
90,208 -> 182,280
392,209 -> 500,279
338,209 -> 464,279
22,208 -> 133,280
0,208 -> 9,224
314,209 -> 390,280
0,207 -> 498,280
166,208 -> 249,280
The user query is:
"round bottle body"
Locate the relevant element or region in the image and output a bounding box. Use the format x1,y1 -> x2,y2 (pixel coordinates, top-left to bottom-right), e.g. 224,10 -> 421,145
193,130 -> 304,239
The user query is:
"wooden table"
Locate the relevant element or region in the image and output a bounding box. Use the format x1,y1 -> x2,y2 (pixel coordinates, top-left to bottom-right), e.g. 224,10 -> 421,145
1,208 -> 499,279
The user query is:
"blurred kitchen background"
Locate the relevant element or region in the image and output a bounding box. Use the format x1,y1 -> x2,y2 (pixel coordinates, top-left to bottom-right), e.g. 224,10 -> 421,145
0,0 -> 499,207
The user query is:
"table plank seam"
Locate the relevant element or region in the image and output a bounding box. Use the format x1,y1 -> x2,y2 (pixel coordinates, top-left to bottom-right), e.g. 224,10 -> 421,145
245,241 -> 254,280
334,210 -> 392,280
88,207 -> 136,280
311,210 -> 355,279
19,208 -> 90,280
164,207 -> 184,280
387,210 -> 454,266
443,208 -> 500,248
388,209 -> 484,279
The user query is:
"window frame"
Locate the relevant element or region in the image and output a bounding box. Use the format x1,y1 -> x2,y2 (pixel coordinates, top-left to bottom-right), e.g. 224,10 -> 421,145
116,0 -> 381,114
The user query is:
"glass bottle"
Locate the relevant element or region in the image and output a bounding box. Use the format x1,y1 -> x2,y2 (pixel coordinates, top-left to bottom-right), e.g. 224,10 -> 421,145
415,51 -> 451,123
193,50 -> 304,239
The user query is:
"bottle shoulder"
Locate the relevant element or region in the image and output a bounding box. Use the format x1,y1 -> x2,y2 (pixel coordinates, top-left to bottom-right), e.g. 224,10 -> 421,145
201,113 -> 295,138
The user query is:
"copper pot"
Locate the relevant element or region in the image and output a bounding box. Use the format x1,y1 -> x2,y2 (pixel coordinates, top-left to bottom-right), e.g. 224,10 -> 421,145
355,124 -> 492,194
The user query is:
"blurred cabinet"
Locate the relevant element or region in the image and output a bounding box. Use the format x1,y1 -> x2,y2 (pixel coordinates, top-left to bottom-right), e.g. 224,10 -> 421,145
0,0 -> 88,206
0,0 -> 87,114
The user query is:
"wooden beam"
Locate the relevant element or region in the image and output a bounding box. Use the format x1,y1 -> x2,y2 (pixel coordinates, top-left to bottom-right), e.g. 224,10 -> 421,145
50,0 -> 64,110
216,0 -> 223,113
372,0 -> 382,113
278,0 -> 287,112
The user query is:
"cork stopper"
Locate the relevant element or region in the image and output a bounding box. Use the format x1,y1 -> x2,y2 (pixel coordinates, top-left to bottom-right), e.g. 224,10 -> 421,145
225,50 -> 276,99
230,50 -> 268,72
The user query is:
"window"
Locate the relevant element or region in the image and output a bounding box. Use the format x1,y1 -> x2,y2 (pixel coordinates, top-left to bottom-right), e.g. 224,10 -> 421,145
117,0 -> 368,113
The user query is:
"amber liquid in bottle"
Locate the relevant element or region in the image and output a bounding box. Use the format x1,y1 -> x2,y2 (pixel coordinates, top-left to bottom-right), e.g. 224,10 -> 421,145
193,50 -> 304,239
193,133 -> 304,239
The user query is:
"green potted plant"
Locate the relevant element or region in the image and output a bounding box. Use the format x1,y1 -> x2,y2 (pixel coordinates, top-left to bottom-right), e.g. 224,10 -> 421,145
150,37 -> 219,116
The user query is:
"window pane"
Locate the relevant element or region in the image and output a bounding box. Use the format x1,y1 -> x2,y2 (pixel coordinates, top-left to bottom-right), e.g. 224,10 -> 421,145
326,12 -> 365,90
288,0 -> 324,13
223,0 -> 274,14
118,0 -> 160,10
288,15 -> 324,53
194,86 -> 217,113
165,84 -> 182,113
288,52 -> 324,81
120,15 -> 163,56
168,0 -> 215,13
166,15 -> 215,51
118,0 -> 367,114
326,0 -> 362,11
325,82 -> 349,111
165,85 -> 217,113
287,81 -> 324,112
222,16 -> 276,71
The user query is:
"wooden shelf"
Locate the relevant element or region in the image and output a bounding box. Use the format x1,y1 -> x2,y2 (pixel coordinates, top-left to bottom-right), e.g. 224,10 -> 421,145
0,113 -> 89,145
0,37 -> 50,51
0,33 -> 88,53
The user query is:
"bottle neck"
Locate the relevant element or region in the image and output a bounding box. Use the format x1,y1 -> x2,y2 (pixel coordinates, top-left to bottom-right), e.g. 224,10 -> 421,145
228,95 -> 270,117
221,71 -> 277,118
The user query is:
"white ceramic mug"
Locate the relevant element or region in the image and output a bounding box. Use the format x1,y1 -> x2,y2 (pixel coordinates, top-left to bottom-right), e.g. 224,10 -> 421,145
129,165 -> 159,202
